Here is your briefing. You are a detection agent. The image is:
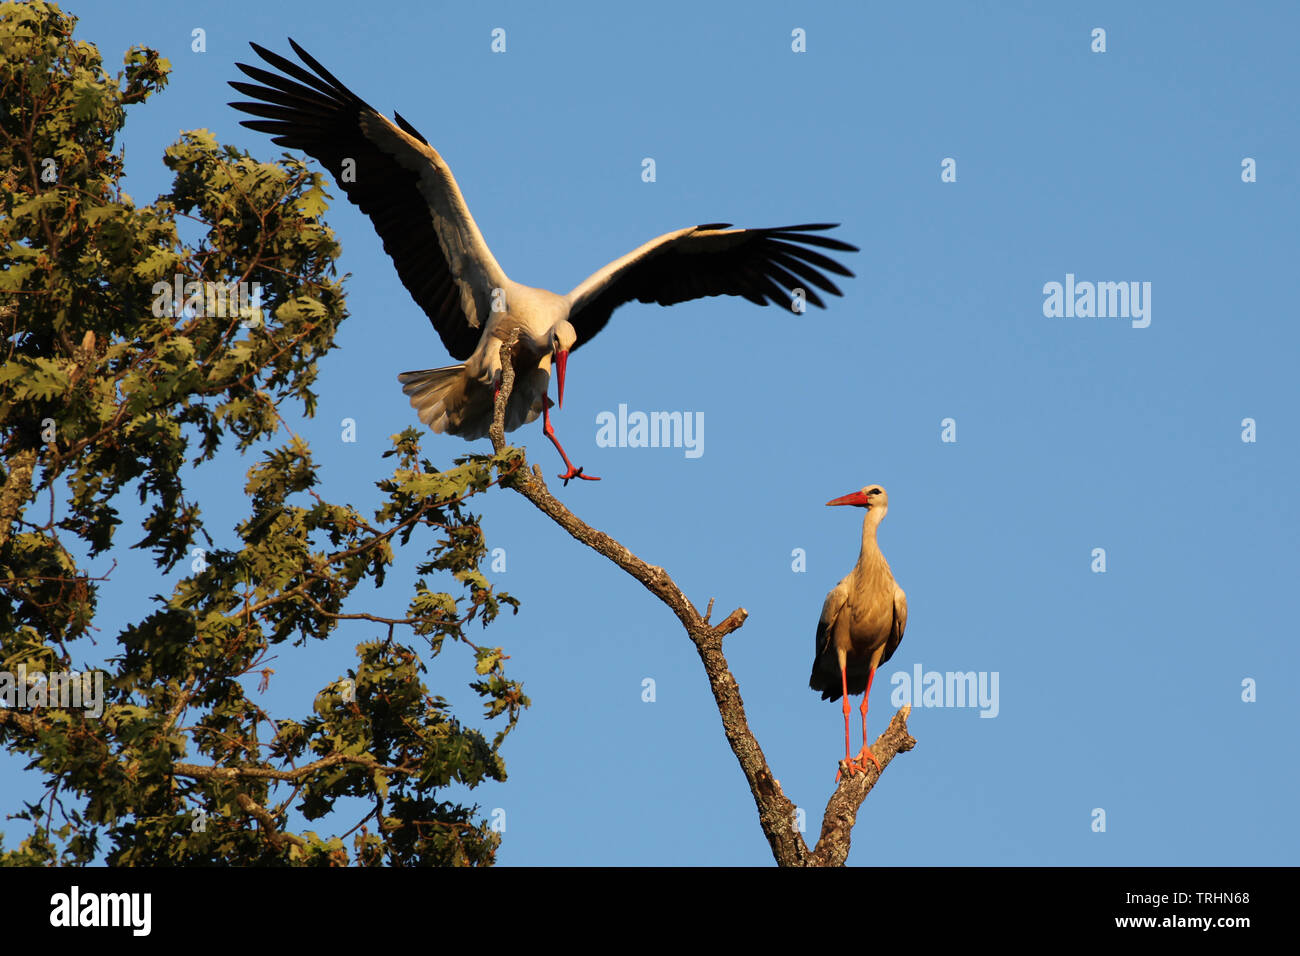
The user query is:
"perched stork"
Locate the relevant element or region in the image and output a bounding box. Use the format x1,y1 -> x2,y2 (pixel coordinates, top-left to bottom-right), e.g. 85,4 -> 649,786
228,40 -> 858,482
809,485 -> 907,780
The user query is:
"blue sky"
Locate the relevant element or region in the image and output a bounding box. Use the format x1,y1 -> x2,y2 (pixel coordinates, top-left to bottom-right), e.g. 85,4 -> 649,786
6,0 -> 1297,865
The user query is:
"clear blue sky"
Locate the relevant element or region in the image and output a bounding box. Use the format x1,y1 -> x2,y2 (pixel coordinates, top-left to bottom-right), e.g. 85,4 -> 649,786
9,0 -> 1297,865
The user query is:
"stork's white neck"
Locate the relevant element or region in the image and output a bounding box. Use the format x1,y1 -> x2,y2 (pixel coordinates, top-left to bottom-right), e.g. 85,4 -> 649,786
860,507 -> 886,555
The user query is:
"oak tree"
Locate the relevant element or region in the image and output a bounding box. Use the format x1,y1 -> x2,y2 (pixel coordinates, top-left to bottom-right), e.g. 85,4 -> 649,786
0,0 -> 526,866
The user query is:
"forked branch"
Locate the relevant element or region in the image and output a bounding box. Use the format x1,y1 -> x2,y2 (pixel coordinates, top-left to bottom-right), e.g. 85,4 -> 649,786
486,333 -> 915,865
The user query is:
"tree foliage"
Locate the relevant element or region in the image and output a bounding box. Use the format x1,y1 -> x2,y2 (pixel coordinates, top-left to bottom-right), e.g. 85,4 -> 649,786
0,0 -> 527,866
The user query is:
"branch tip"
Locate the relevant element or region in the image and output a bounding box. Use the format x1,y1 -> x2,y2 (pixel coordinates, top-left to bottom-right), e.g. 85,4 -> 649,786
712,607 -> 748,638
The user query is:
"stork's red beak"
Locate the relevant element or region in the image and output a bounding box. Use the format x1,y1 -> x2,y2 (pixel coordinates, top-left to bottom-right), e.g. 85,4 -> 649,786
826,491 -> 871,507
555,349 -> 569,408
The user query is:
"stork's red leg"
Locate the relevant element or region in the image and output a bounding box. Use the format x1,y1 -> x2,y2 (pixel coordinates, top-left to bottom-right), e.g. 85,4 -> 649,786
835,661 -> 859,782
543,397 -> 599,485
855,666 -> 882,772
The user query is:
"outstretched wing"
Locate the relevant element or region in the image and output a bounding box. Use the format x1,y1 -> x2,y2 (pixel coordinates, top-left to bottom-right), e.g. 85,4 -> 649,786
565,223 -> 857,351
228,39 -> 508,360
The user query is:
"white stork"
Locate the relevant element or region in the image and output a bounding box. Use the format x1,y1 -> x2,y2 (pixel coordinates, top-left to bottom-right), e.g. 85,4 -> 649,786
809,485 -> 907,780
229,40 -> 858,483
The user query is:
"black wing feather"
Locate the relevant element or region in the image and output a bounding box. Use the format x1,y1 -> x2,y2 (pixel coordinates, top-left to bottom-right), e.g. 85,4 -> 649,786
228,40 -> 481,360
570,223 -> 858,350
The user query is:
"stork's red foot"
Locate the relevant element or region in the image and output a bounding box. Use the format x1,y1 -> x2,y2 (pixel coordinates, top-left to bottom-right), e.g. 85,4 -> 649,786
835,757 -> 863,783
834,749 -> 881,783
855,745 -> 882,772
543,397 -> 599,485
558,465 -> 600,485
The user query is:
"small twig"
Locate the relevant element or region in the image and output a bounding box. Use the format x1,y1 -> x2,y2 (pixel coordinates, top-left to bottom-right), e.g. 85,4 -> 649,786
712,608 -> 748,638
234,792 -> 307,850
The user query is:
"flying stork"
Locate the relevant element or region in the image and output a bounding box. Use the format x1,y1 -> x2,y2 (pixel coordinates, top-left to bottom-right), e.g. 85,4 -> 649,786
228,40 -> 858,482
809,485 -> 907,780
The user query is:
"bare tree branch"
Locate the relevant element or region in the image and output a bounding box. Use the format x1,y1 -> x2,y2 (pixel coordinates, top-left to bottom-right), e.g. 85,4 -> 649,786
486,333 -> 916,866
234,791 -> 308,850
813,705 -> 916,866
0,447 -> 36,549
172,752 -> 410,784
